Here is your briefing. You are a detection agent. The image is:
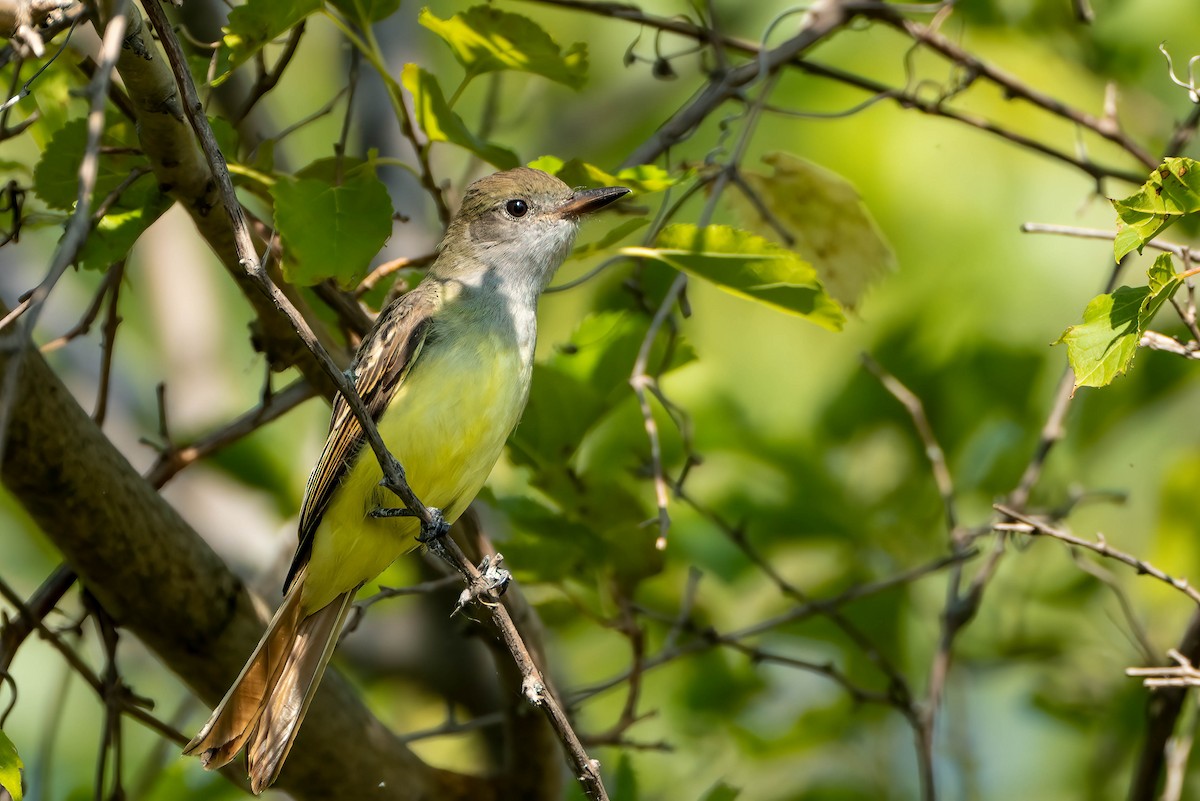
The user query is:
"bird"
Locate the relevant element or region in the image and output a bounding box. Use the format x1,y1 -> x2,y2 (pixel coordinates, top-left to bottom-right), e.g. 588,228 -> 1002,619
183,167 -> 629,792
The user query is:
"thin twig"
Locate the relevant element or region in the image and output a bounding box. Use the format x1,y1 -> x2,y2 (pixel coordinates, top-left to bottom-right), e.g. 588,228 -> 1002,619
341,574 -> 461,638
425,535 -> 611,801
620,0 -> 852,167
143,379 -> 317,489
1066,552 -> 1155,664
867,5 -> 1156,169
1021,223 -> 1200,264
1129,650 -> 1200,689
236,20 -> 305,123
525,0 -> 1145,184
40,265 -> 123,352
994,505 -> 1200,606
141,0 -> 433,528
0,564 -> 76,673
0,574 -> 187,746
1161,693 -> 1199,801
576,550 -> 975,703
1140,330 -> 1200,360
862,354 -> 957,531
355,253 -> 436,299
0,2 -> 129,470
93,260 -> 125,426
92,601 -> 125,801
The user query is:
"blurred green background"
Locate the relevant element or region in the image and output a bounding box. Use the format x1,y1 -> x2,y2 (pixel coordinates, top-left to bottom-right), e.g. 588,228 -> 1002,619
5,0 -> 1200,799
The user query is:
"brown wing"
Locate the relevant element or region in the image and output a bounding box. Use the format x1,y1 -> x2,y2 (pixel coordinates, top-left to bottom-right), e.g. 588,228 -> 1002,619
282,283 -> 439,593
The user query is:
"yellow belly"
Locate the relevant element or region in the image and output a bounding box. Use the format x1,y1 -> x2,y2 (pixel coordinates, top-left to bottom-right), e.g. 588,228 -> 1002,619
300,338 -> 529,613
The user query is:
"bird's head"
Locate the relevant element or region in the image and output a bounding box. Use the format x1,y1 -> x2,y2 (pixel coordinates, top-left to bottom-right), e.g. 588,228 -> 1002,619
436,167 -> 629,296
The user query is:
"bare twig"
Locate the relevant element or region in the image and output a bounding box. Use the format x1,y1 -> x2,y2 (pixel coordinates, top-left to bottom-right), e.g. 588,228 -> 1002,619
628,272 -> 684,550
862,354 -> 957,531
0,573 -> 186,746
141,11 -> 611,796
236,20 -> 305,123
1066,552 -> 1155,664
1130,650 -> 1200,689
868,4 -> 1156,169
92,260 -> 125,426
577,550 -> 975,703
143,378 -> 317,489
1140,330 -> 1200,359
40,265 -> 123,352
342,574 -> 461,637
141,0 -> 434,528
0,564 -> 76,673
525,0 -> 1146,184
994,505 -> 1200,606
355,253 -> 436,299
621,0 -> 853,167
0,2 -> 128,469
1162,694 -> 1199,801
92,601 -> 126,801
1021,223 -> 1200,264
424,535 -> 610,801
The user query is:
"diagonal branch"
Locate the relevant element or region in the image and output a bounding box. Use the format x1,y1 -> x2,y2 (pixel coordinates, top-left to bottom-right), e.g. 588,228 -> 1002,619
93,3 -> 338,392
620,0 -> 854,167
0,299 -> 493,801
139,5 -> 612,796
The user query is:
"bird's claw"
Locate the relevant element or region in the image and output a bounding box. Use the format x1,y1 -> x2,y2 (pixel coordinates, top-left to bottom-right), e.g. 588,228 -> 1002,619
369,506 -> 418,519
453,554 -> 512,614
416,507 -> 451,543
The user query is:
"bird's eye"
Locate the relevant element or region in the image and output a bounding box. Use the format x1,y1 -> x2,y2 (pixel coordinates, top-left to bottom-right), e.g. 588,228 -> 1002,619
506,199 -> 529,218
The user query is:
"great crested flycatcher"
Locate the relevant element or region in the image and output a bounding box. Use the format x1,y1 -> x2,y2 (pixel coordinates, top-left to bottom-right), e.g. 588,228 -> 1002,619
184,167 -> 629,792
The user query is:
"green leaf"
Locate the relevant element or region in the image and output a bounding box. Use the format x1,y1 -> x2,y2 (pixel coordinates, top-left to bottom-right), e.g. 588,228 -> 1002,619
622,224 -> 845,330
727,152 -> 896,310
509,365 -> 606,470
419,6 -> 588,89
610,753 -> 639,801
1056,287 -> 1146,390
700,782 -> 741,801
1110,157 -> 1200,260
215,0 -> 320,87
272,159 -> 394,287
529,155 -> 680,195
0,730 -> 23,801
77,179 -> 172,271
1141,252 -> 1182,329
1056,253 -> 1184,391
494,496 -> 609,582
210,115 -> 240,162
569,217 -> 649,261
548,311 -> 694,405
295,156 -> 369,183
400,64 -> 519,169
33,116 -> 147,210
329,0 -> 399,24
0,160 -> 30,177
27,57 -> 78,146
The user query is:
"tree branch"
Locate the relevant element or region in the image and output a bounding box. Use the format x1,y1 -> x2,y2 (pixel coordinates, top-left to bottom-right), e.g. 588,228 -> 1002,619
95,3 -> 339,392
0,300 -> 493,801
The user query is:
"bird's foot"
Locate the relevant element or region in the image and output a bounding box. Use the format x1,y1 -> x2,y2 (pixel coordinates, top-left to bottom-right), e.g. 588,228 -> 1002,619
416,507 -> 451,543
478,553 -> 511,597
369,506 -> 418,520
453,554 -> 512,614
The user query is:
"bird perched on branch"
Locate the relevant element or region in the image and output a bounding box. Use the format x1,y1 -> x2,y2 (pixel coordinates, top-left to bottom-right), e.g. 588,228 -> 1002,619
184,167 -> 629,792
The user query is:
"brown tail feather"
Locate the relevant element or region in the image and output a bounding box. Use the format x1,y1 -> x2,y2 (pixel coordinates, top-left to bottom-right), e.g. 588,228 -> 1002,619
245,589 -> 357,793
183,578 -> 308,770
184,570 -> 355,794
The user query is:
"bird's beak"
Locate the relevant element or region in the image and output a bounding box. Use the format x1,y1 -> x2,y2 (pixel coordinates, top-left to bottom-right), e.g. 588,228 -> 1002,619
556,186 -> 631,217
